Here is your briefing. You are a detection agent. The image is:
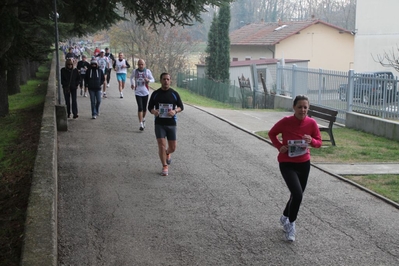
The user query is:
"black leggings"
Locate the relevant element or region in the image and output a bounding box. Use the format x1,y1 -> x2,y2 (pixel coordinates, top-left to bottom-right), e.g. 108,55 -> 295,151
135,95 -> 149,112
106,68 -> 112,84
279,160 -> 311,223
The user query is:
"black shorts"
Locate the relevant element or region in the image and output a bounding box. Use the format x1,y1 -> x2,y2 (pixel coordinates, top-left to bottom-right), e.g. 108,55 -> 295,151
154,124 -> 177,140
135,95 -> 149,112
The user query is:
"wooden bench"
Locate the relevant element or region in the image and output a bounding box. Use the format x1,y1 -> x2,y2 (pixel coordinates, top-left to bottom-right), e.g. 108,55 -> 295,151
307,105 -> 338,146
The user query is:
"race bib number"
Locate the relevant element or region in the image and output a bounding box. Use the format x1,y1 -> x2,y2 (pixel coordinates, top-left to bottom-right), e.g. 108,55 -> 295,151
159,103 -> 173,118
137,77 -> 145,87
288,140 -> 308,157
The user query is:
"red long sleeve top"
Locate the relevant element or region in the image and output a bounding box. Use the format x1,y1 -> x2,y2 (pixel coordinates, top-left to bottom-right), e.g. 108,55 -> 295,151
268,115 -> 322,163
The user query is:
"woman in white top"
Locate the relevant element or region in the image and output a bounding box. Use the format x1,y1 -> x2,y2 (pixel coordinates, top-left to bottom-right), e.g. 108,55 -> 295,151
130,59 -> 155,131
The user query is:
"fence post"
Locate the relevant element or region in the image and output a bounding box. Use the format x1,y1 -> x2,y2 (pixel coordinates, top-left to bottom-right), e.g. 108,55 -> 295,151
318,69 -> 323,103
347,69 -> 354,112
276,62 -> 281,94
291,64 -> 297,97
251,64 -> 258,108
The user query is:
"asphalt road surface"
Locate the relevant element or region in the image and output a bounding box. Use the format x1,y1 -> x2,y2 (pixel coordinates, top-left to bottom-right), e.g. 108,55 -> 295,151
58,80 -> 399,265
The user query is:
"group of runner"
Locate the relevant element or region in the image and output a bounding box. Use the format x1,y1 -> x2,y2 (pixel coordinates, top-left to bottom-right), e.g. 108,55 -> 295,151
61,48 -> 185,177
63,45 -> 323,243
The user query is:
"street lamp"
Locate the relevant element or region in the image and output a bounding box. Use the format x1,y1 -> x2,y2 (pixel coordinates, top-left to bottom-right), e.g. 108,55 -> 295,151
53,0 -> 61,104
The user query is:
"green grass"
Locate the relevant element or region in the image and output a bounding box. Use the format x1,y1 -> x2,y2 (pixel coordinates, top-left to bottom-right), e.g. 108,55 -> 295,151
257,128 -> 399,163
346,175 -> 399,203
0,63 -> 49,266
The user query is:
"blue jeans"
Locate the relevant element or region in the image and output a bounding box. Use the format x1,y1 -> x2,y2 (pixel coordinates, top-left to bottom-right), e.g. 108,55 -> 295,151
89,89 -> 102,116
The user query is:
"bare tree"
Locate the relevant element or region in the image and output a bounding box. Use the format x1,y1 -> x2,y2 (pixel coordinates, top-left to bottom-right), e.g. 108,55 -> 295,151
109,15 -> 196,81
230,0 -> 355,30
373,46 -> 399,73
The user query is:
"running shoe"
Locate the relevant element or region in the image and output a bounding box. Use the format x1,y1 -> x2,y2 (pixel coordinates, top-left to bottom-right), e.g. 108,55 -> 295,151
143,118 -> 146,128
107,84 -> 110,88
161,165 -> 168,176
120,93 -> 123,98
73,115 -> 79,119
166,153 -> 172,165
139,122 -> 144,131
103,93 -> 107,98
283,221 -> 296,242
92,115 -> 97,119
280,215 -> 289,231
84,94 -> 87,97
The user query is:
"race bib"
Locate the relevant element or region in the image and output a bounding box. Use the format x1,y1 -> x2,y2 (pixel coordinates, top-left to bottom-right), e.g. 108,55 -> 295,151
159,103 -> 173,118
288,140 -> 308,157
137,77 -> 145,87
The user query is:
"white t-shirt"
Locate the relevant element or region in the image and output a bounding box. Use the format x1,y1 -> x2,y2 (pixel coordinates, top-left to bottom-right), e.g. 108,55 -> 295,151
96,56 -> 109,74
130,69 -> 155,96
114,59 -> 128,74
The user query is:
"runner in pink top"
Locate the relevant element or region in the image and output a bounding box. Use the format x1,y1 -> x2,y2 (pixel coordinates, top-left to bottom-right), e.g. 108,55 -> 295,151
268,95 -> 322,242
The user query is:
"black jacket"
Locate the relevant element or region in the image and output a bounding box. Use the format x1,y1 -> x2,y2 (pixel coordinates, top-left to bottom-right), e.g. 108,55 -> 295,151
85,67 -> 105,91
60,67 -> 80,91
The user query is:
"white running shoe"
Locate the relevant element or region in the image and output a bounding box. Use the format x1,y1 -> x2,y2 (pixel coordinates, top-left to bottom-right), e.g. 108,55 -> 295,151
120,93 -> 123,98
280,215 -> 289,231
283,221 -> 296,242
139,122 -> 144,131
143,118 -> 146,128
107,84 -> 110,88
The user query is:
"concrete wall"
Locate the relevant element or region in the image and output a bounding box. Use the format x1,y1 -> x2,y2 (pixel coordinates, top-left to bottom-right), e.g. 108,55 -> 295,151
273,94 -> 294,111
346,112 -> 399,142
20,54 -> 58,265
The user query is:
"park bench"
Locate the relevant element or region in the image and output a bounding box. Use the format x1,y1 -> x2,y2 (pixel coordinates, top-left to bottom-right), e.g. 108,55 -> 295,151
307,105 -> 338,146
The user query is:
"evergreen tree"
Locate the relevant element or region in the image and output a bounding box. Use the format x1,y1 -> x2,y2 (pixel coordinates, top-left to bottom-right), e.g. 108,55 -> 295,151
218,4 -> 231,83
205,4 -> 231,82
205,13 -> 219,80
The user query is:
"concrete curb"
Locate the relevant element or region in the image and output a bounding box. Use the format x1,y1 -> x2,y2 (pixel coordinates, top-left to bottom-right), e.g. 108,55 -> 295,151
191,104 -> 399,210
20,54 -> 58,265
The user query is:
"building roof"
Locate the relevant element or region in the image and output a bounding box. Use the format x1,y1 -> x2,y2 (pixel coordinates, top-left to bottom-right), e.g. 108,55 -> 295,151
196,58 -> 309,67
230,19 -> 352,46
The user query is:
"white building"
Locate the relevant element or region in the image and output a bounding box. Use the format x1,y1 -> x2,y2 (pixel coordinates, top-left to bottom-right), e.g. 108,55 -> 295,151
354,0 -> 399,73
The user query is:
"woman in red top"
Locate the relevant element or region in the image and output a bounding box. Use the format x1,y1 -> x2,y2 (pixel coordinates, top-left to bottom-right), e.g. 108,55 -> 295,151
268,95 -> 322,242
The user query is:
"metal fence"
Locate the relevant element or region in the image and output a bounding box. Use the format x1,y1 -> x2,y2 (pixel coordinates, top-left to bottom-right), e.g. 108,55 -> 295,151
177,70 -> 244,108
177,70 -> 275,109
276,64 -> 399,123
177,66 -> 399,123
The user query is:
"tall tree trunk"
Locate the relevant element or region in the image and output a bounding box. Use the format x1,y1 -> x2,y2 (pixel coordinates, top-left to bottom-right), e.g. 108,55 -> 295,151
30,61 -> 38,78
0,57 -> 9,117
20,58 -> 29,85
7,60 -> 21,95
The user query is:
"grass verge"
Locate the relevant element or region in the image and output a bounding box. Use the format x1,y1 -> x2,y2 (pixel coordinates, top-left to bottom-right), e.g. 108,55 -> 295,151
0,64 -> 49,266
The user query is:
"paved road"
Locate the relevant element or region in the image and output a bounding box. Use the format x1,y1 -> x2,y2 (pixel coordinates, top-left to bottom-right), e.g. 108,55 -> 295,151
58,79 -> 399,265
